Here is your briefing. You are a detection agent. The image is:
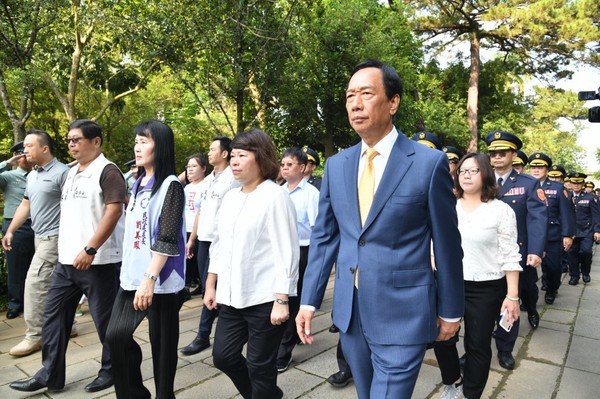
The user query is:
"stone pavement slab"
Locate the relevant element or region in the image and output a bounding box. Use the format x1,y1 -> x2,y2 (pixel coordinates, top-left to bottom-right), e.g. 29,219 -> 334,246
2,251 -> 600,398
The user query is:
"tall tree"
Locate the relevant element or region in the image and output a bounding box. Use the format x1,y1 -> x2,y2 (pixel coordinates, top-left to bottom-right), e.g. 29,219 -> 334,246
0,0 -> 56,141
265,0 -> 422,156
404,0 -> 600,152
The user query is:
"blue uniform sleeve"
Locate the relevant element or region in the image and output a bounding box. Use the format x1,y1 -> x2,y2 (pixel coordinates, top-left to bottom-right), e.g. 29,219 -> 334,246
526,179 -> 548,256
558,186 -> 576,237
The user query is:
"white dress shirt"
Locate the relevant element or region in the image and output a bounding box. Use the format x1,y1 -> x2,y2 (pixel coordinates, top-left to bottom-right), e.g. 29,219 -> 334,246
209,180 -> 299,308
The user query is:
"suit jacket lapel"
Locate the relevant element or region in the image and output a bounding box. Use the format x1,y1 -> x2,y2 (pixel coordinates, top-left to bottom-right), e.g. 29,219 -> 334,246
362,133 -> 414,231
344,144 -> 362,231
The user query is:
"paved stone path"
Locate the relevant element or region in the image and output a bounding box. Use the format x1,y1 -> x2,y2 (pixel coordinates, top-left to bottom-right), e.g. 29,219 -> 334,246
2,248 -> 599,398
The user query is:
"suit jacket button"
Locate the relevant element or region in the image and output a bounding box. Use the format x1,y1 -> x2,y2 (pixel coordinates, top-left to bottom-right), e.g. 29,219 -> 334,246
359,240 -> 366,246
349,267 -> 355,273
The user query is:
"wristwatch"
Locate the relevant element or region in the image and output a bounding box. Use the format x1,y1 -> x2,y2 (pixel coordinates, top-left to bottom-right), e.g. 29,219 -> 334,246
275,298 -> 289,305
84,246 -> 97,255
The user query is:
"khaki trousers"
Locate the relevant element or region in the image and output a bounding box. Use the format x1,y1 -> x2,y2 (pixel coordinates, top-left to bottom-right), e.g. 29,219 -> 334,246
23,235 -> 58,341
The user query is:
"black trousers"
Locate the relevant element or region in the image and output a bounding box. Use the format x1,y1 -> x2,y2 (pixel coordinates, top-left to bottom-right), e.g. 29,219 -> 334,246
197,240 -> 218,340
2,218 -> 34,311
569,236 -> 594,279
277,245 -> 308,362
433,332 -> 460,385
336,339 -> 352,374
542,240 -> 563,293
495,265 -> 536,352
34,262 -> 120,389
106,288 -> 184,399
464,279 -> 506,399
213,303 -> 285,399
185,233 -> 199,286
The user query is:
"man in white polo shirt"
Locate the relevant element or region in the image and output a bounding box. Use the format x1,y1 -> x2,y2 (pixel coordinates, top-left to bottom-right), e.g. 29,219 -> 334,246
180,136 -> 241,355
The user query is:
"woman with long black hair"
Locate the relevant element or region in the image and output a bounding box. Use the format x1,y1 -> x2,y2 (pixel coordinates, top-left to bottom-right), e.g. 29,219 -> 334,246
106,120 -> 186,399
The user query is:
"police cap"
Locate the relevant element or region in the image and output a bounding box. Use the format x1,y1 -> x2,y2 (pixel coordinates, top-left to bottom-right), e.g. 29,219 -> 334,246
303,147 -> 320,166
513,150 -> 528,166
548,164 -> 566,178
528,152 -> 552,168
485,130 -> 523,151
442,146 -> 462,162
9,141 -> 24,154
412,132 -> 442,150
567,172 -> 587,184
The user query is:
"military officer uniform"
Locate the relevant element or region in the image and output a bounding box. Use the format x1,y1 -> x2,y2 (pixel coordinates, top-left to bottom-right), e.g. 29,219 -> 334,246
303,147 -> 322,190
513,150 -> 528,174
485,131 -> 547,363
567,172 -> 600,285
528,153 -> 575,305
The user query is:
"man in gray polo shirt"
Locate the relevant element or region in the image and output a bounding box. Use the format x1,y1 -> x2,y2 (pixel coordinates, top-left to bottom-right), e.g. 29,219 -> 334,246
0,141 -> 35,319
2,129 -> 69,357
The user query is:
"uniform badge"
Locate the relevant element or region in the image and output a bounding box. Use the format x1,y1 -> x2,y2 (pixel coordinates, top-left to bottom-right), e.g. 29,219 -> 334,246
419,132 -> 425,139
537,188 -> 547,202
494,132 -> 501,139
563,189 -> 569,199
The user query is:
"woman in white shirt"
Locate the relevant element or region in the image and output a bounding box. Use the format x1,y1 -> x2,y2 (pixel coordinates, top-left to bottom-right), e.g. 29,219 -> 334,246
436,153 -> 521,399
183,153 -> 207,293
203,128 -> 299,399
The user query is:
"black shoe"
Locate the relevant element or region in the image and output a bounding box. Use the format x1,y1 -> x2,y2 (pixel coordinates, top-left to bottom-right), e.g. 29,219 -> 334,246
497,351 -> 515,370
545,291 -> 556,305
528,311 -> 540,329
180,337 -> 210,356
85,374 -> 114,392
6,308 -> 21,319
541,284 -> 547,291
458,353 -> 466,369
10,378 -> 60,393
277,356 -> 293,373
583,275 -> 591,283
568,278 -> 579,286
562,265 -> 569,273
327,371 -> 353,387
329,324 -> 339,333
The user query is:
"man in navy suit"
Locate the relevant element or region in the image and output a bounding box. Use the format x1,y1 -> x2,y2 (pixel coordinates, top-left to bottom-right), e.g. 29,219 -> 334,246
486,131 -> 547,370
296,60 -> 464,398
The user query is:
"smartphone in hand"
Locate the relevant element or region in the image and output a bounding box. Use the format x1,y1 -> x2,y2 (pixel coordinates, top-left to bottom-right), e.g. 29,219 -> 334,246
499,309 -> 512,332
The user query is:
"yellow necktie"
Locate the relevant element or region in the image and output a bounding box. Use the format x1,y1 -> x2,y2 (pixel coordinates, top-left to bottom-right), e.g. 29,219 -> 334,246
355,148 -> 378,288
358,148 -> 378,226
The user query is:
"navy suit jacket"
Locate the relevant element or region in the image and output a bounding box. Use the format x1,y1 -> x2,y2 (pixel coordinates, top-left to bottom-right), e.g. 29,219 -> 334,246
497,171 -> 547,262
540,179 -> 575,242
301,132 -> 464,345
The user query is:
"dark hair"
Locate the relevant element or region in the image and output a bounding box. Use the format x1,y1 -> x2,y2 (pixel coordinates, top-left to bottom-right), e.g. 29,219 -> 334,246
212,136 -> 233,161
69,119 -> 103,145
281,147 -> 308,165
351,59 -> 403,103
231,128 -> 279,181
134,120 -> 176,197
26,129 -> 55,155
454,153 -> 499,202
186,152 -> 207,169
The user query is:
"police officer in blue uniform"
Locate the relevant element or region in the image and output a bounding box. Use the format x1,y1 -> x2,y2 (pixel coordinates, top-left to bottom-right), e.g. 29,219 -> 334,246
442,146 -> 462,176
303,147 -> 322,190
567,172 -> 600,285
412,131 -> 442,150
486,131 -> 547,370
513,150 -> 528,174
528,153 -> 575,305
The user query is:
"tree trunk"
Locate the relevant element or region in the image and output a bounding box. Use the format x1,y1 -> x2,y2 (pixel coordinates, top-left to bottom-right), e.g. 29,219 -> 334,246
0,71 -> 29,142
467,30 -> 481,153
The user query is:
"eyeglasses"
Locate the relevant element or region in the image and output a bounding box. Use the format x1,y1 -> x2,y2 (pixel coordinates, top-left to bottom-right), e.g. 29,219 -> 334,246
280,162 -> 299,168
65,137 -> 85,144
458,168 -> 480,176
